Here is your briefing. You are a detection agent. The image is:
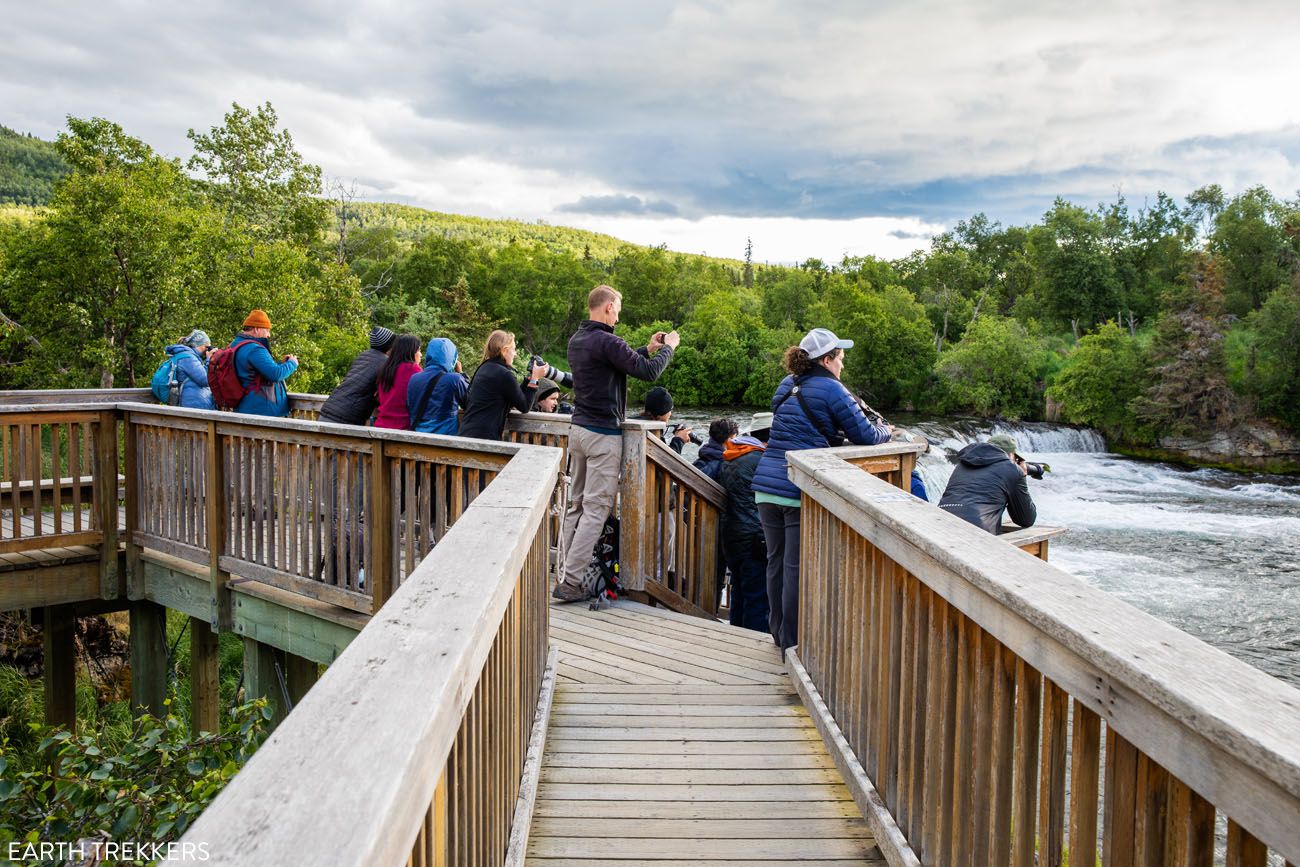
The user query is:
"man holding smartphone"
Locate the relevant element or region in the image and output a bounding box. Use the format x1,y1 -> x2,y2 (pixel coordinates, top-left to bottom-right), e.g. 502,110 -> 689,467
553,285 -> 679,602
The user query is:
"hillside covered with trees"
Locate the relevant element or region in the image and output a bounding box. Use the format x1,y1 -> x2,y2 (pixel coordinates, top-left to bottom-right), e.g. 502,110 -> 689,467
2,107 -> 1299,468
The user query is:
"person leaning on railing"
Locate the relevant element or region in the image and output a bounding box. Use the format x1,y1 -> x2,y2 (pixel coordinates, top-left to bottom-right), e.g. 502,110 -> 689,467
319,326 -> 396,425
751,328 -> 892,652
163,329 -> 215,410
408,337 -> 469,434
458,330 -> 548,441
373,335 -> 423,430
552,284 -> 678,603
937,433 -> 1037,534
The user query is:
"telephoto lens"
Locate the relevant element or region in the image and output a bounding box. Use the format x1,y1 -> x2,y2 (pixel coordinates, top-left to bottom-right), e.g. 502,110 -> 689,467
1022,461 -> 1050,480
531,355 -> 574,389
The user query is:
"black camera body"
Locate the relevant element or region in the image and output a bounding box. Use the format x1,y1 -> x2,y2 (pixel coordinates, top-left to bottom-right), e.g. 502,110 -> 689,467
666,423 -> 705,447
530,355 -> 574,389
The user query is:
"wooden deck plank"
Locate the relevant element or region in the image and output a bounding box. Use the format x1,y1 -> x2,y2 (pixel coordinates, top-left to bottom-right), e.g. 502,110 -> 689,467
552,606 -> 785,669
527,859 -> 885,867
531,799 -> 864,819
542,753 -> 838,770
529,817 -> 871,839
540,767 -> 845,785
531,601 -> 879,864
551,616 -> 785,682
527,836 -> 877,859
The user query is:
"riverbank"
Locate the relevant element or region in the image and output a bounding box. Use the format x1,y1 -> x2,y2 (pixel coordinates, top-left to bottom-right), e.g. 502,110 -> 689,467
1112,420 -> 1300,475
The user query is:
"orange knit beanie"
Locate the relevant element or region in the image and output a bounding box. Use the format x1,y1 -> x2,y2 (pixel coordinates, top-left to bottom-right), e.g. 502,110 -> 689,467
243,309 -> 272,330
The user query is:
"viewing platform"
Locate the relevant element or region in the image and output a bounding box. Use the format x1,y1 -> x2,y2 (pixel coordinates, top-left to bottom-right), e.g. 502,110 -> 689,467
2,390 -> 1297,866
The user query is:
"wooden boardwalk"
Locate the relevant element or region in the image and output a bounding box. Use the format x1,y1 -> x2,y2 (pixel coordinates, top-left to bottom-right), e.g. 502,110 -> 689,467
529,600 -> 884,866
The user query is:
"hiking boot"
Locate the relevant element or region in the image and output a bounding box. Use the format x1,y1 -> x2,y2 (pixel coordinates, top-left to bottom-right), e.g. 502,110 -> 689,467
551,581 -> 588,604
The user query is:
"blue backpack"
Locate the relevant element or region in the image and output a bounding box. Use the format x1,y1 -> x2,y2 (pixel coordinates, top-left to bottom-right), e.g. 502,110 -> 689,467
150,356 -> 181,405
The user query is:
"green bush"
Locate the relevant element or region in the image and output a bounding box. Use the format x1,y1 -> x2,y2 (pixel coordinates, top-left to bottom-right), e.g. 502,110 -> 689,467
1048,322 -> 1150,441
0,698 -> 268,853
933,316 -> 1043,419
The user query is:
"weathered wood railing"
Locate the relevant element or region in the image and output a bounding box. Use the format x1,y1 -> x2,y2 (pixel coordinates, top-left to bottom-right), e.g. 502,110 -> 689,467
122,405 -> 516,616
1,408 -> 112,553
2,393 -> 562,865
175,434 -> 559,864
787,445 -> 1300,866
642,432 -> 725,615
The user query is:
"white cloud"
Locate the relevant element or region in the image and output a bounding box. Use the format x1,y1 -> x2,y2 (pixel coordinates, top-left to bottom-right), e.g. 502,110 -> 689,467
565,215 -> 945,264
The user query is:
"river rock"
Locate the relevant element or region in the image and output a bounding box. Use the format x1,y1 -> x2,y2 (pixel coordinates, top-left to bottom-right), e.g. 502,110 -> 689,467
1156,420 -> 1300,472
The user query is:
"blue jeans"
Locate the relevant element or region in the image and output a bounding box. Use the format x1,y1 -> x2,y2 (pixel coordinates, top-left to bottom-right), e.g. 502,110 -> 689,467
758,502 -> 801,651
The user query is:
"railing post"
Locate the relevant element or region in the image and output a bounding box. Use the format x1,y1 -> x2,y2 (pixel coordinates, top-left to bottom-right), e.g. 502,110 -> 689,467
619,423 -> 648,591
95,409 -> 120,599
129,599 -> 167,718
123,410 -> 143,600
190,615 -> 220,735
42,603 -> 77,733
368,440 -> 393,612
205,420 -> 232,630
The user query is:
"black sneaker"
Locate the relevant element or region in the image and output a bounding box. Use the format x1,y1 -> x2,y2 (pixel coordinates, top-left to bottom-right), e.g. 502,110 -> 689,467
552,582 -> 588,603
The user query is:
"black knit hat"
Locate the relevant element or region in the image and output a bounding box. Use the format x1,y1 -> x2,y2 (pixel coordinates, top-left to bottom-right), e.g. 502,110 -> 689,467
644,387 -> 674,416
370,326 -> 396,351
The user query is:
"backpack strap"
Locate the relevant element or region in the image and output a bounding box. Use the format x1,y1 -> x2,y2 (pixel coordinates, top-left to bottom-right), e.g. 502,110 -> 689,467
410,371 -> 447,429
774,375 -> 843,446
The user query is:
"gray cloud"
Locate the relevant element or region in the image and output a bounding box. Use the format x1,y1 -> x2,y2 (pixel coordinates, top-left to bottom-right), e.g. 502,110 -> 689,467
4,0 -> 1300,229
557,194 -> 678,216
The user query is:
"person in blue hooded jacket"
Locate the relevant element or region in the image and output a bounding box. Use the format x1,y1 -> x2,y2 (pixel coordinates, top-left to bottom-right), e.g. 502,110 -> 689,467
163,329 -> 216,410
752,328 -> 892,651
229,309 -> 298,417
407,337 -> 469,434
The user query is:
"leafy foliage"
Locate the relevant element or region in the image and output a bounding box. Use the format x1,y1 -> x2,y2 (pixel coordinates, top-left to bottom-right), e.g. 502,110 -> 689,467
0,699 -> 268,849
934,316 -> 1043,419
1048,321 -> 1150,441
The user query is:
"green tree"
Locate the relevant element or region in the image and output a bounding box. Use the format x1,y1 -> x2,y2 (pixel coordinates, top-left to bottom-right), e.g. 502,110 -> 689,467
837,284 -> 937,409
1,118 -> 204,387
1048,321 -> 1149,440
1209,186 -> 1294,316
1031,200 -> 1121,337
1246,275 -> 1300,430
186,102 -> 328,245
934,316 -> 1042,418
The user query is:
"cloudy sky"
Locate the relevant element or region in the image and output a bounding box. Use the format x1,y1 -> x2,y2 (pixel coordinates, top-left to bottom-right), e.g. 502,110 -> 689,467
4,1 -> 1300,262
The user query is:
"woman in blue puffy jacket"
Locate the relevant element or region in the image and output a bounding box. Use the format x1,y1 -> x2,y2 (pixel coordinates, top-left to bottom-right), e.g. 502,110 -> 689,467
162,329 -> 216,410
752,328 -> 892,651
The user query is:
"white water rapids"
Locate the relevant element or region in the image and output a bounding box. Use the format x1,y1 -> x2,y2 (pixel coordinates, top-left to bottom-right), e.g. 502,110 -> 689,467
676,410 -> 1300,687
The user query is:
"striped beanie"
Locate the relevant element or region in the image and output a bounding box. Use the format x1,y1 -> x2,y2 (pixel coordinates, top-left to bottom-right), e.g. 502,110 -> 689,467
370,326 -> 397,351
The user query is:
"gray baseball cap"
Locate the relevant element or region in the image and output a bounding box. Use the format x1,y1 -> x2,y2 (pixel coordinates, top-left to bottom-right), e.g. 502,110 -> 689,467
799,327 -> 854,359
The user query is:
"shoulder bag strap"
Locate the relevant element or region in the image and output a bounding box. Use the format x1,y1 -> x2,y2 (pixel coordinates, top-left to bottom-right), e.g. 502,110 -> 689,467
411,371 -> 447,427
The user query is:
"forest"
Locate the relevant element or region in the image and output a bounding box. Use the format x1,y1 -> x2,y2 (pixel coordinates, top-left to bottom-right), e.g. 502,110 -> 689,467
2,104 -> 1300,456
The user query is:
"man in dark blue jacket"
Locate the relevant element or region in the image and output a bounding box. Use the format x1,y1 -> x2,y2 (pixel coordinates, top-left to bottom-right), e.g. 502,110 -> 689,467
938,434 -> 1037,534
554,285 -> 678,602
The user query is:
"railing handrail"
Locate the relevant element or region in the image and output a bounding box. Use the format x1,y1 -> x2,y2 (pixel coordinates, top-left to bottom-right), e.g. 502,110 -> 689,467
175,442 -> 561,864
787,446 -> 1300,857
645,433 -> 727,506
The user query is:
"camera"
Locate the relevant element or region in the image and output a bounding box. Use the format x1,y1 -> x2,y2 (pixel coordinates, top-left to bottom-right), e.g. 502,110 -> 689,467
666,422 -> 705,446
1016,456 -> 1051,480
530,355 -> 573,389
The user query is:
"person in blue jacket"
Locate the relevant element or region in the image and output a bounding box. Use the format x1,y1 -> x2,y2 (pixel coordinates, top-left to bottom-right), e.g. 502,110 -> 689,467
407,337 -> 469,434
163,329 -> 215,410
229,309 -> 298,417
752,327 -> 892,652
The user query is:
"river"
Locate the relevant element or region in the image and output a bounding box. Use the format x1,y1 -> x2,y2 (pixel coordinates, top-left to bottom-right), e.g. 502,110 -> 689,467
671,409 -> 1300,688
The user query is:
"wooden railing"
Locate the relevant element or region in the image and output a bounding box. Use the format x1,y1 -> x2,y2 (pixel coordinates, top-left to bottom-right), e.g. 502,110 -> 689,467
1,393 -> 562,865
177,435 -> 560,865
787,445 -> 1300,866
122,405 -> 517,615
641,433 -> 725,615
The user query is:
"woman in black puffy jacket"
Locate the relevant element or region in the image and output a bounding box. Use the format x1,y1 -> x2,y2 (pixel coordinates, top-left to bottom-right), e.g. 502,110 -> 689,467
458,330 -> 548,440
